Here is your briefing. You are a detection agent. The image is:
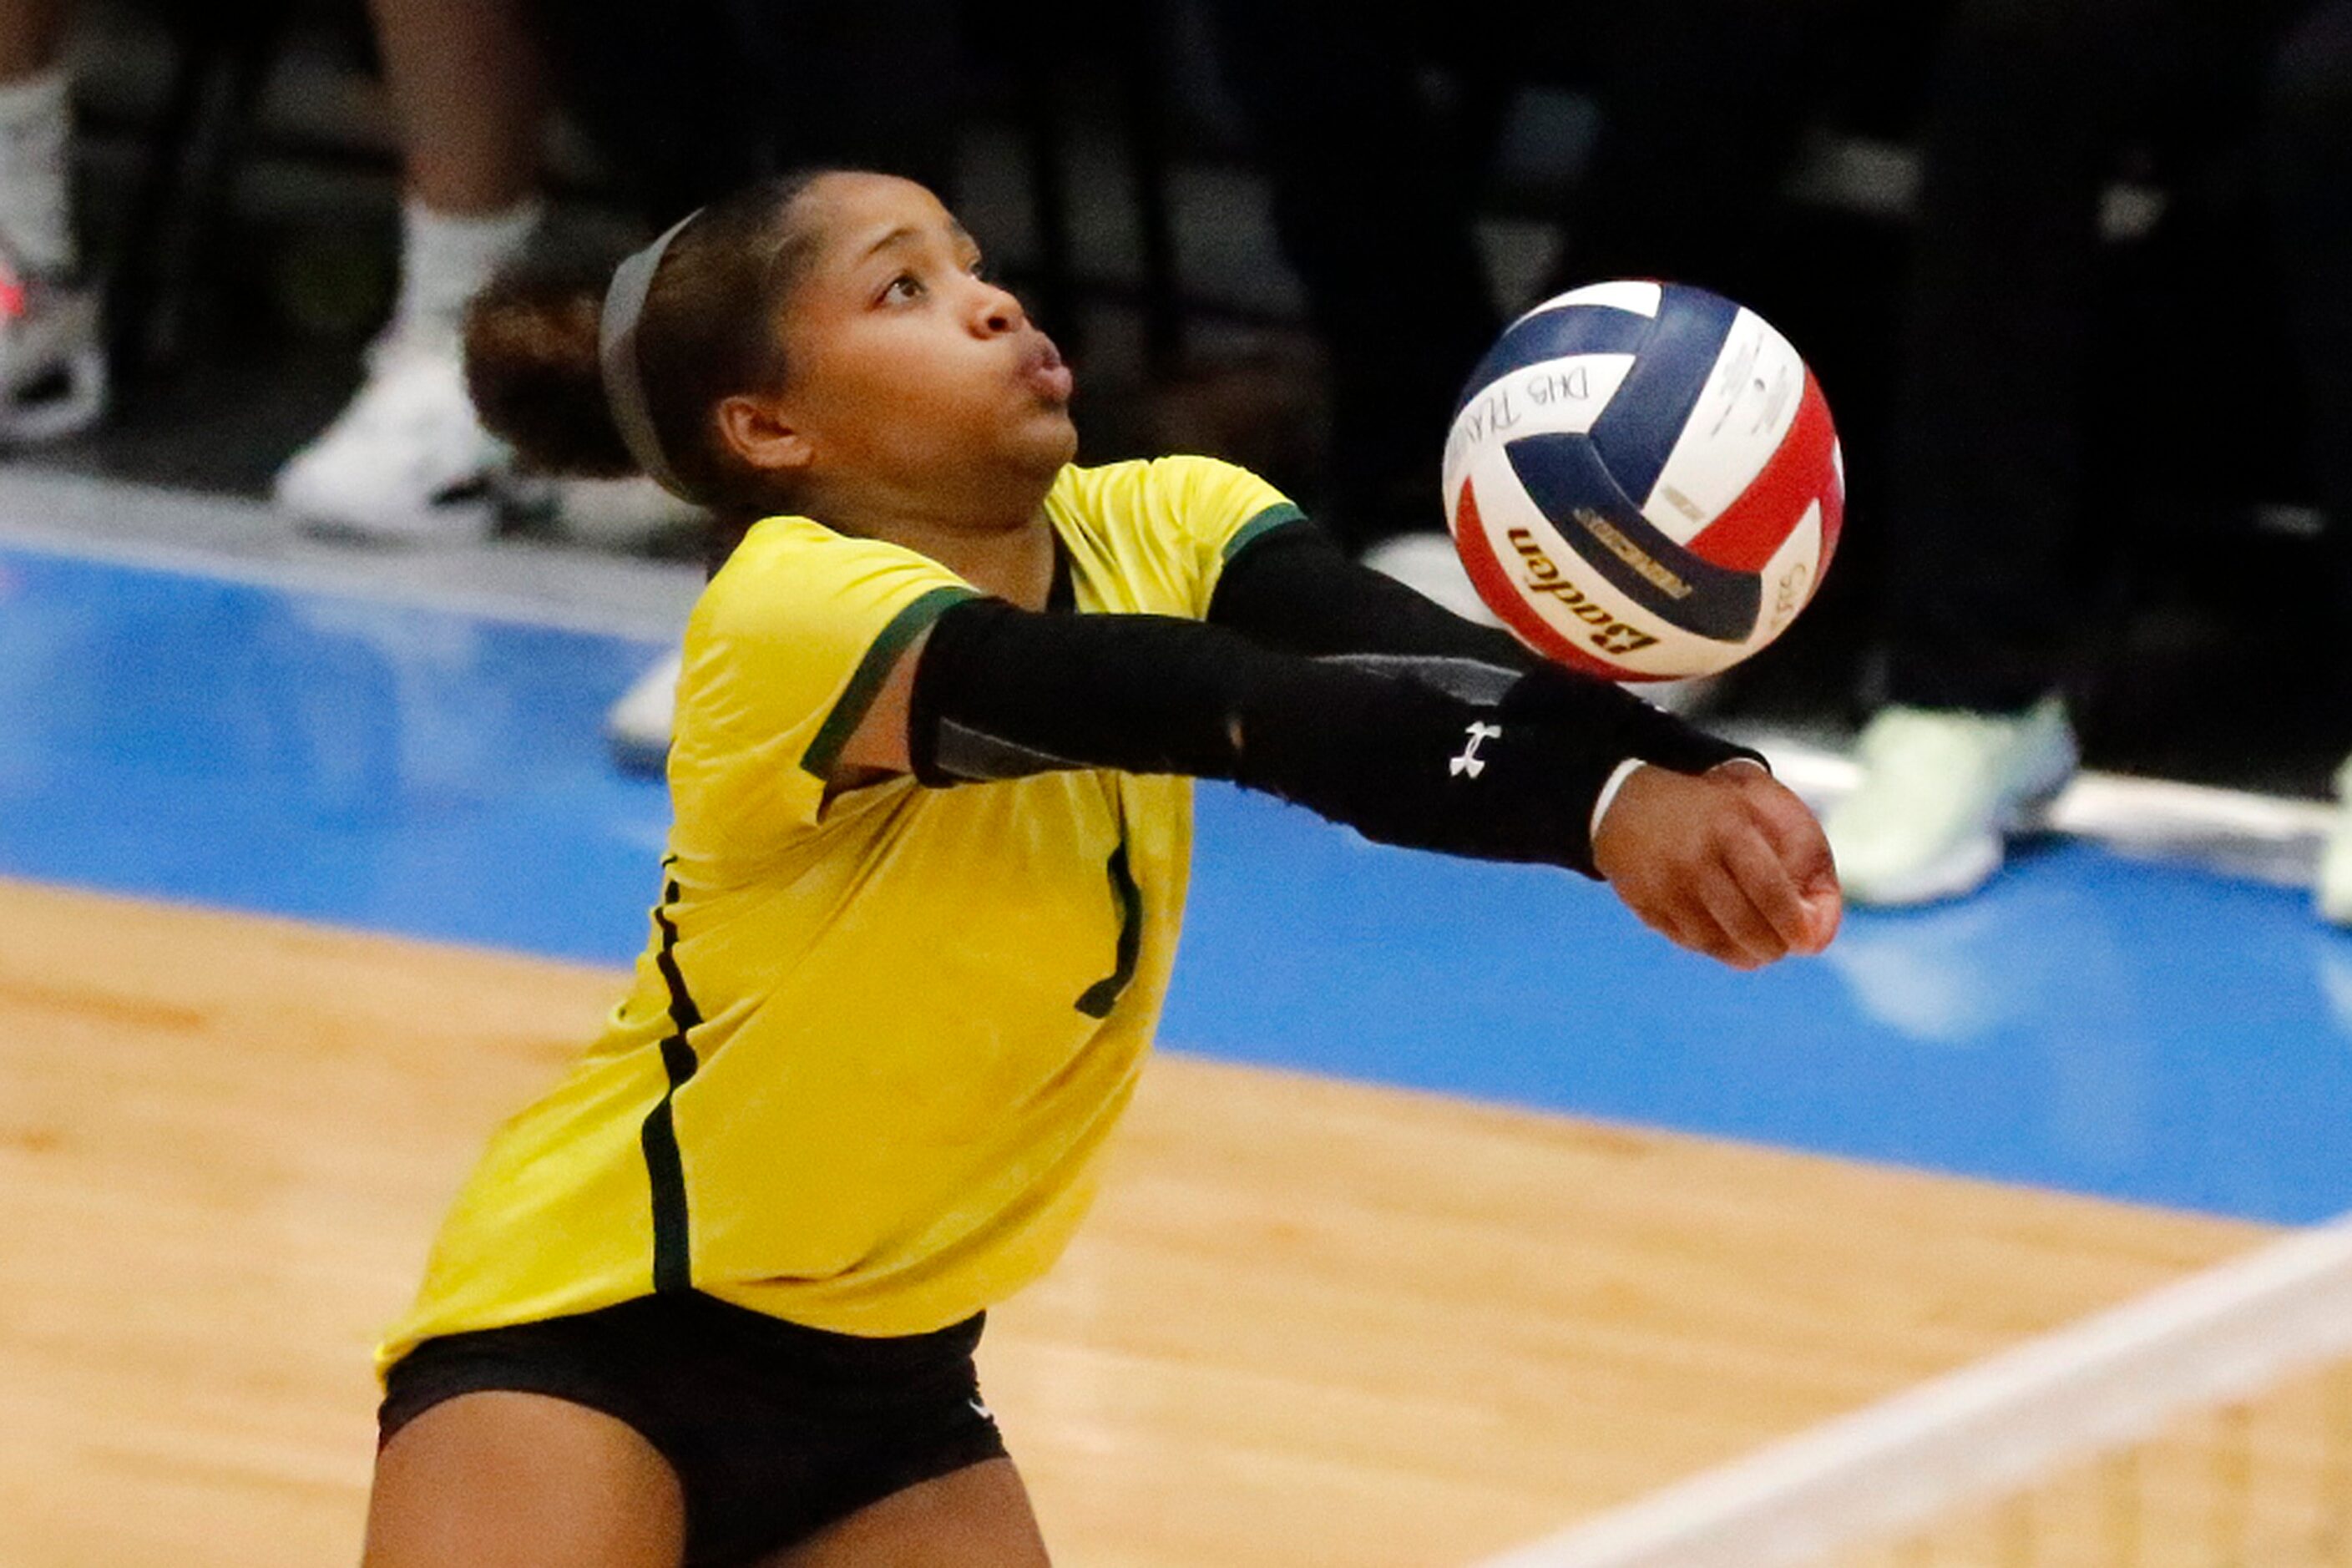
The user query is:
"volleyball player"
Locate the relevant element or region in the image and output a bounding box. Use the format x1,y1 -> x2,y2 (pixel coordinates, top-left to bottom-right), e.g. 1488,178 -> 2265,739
362,169 -> 1842,1567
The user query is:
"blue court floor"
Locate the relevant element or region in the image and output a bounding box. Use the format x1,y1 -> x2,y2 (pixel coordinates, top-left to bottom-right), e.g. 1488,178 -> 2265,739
7,536 -> 2349,1226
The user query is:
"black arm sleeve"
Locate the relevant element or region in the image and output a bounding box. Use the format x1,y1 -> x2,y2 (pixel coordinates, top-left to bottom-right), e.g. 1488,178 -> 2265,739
1209,519 -> 1759,777
1209,518 -> 1538,668
908,595 -> 1736,878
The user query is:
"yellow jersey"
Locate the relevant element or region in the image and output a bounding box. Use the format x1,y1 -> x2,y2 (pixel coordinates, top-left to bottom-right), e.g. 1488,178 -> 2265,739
379,457 -> 1302,1369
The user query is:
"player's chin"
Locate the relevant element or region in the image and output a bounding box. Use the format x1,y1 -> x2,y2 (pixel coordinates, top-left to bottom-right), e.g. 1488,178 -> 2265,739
1011,402 -> 1080,468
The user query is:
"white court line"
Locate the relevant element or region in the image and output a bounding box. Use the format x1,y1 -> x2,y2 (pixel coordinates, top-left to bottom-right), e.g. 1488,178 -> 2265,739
0,467 -> 702,645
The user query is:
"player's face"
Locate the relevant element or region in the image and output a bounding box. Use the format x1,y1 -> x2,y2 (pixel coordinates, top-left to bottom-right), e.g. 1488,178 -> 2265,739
773,173 -> 1078,499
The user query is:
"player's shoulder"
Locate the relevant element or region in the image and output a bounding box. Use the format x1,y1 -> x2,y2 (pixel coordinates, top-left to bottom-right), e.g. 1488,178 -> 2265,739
712,511 -> 885,582
695,513 -> 958,635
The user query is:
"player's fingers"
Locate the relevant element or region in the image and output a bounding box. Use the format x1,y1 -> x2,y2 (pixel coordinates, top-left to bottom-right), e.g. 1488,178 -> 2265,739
1649,905 -> 1701,956
1620,879 -> 1706,959
1726,766 -> 1805,836
1692,857 -> 1786,969
1616,857 -> 1768,969
1721,825 -> 1813,954
1733,774 -> 1844,948
1743,777 -> 1838,883
1699,923 -> 1768,971
1800,879 -> 1844,950
1623,883 -> 1693,951
1781,819 -> 1844,949
1656,883 -> 1762,970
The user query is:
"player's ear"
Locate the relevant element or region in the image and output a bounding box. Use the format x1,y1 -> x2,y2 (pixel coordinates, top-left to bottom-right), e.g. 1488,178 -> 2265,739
716,391 -> 813,478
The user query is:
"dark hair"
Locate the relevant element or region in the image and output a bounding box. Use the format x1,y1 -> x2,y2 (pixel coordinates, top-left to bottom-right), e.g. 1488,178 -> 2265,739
463,170 -> 842,517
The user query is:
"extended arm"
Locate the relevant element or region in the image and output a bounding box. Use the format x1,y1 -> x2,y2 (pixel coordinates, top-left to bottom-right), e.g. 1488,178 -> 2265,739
1195,524 -> 1841,959
1204,518 -> 1741,777
827,553 -> 1839,964
908,598 -> 1631,875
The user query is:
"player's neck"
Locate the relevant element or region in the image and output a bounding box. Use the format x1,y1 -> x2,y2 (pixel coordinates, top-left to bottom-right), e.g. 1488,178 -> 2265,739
816,473 -> 1060,610
884,506 -> 1057,610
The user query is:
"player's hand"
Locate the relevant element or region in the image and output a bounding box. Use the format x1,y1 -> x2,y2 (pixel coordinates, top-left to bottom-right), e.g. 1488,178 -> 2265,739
1591,761 -> 1843,970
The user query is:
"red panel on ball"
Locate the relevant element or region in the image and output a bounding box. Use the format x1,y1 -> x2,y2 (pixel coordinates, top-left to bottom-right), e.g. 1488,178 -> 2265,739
1684,367 -> 1844,574
1452,476 -> 1634,680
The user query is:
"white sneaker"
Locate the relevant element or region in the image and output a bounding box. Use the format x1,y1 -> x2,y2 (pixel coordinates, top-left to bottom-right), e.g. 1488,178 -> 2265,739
0,250 -> 105,443
2318,753 -> 2352,927
1824,696 -> 2080,907
607,650 -> 681,775
274,325 -> 506,544
1361,530 -> 1503,627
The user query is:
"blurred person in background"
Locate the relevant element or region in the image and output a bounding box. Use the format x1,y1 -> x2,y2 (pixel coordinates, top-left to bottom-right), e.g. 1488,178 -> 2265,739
0,0 -> 106,441
0,0 -> 673,542
0,0 -> 723,547
1822,0 -> 2352,926
0,0 -> 959,766
270,0 -> 581,545
1196,0 -> 1860,621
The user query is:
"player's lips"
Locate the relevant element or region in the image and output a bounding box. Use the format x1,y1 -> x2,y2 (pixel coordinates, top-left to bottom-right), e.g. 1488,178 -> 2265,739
1017,336 -> 1074,403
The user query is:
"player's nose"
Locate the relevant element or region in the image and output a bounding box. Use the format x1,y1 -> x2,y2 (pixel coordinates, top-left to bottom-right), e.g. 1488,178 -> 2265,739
974,278 -> 1026,336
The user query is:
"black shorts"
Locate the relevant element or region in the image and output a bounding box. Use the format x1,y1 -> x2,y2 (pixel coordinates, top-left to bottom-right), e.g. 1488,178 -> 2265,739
378,1293 -> 1008,1567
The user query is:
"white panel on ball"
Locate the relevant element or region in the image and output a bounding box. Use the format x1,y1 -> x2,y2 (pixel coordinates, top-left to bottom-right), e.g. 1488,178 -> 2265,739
1751,501 -> 1825,651
1638,310 -> 1808,545
1512,279 -> 1663,327
1441,353 -> 1636,483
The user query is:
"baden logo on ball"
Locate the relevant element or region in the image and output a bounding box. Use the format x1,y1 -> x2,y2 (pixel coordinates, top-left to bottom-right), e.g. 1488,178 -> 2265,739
1444,280 -> 1845,681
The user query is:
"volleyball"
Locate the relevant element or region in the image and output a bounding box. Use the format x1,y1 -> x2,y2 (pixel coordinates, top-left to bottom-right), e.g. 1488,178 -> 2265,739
1443,280 -> 1844,681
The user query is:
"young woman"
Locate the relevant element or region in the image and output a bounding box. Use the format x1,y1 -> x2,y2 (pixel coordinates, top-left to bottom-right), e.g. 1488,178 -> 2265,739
362,168 -> 1842,1568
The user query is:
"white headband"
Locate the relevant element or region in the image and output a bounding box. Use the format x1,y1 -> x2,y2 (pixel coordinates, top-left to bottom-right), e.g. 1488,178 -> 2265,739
598,210 -> 701,500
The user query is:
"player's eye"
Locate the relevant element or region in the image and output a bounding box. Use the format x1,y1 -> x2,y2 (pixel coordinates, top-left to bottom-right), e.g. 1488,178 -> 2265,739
881,273 -> 925,305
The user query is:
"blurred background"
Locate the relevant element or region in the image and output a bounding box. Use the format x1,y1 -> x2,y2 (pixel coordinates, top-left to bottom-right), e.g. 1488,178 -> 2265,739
23,0 -> 2348,796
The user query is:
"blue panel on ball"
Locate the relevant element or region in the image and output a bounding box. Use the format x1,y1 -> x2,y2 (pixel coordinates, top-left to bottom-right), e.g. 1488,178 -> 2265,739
1452,303 -> 1653,417
1505,432 -> 1761,643
1586,284 -> 1741,506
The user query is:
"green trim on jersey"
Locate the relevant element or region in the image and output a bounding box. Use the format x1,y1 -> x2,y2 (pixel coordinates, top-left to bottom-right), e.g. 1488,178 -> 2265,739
1220,503 -> 1308,563
642,868 -> 704,1294
1075,837 -> 1144,1019
800,585 -> 975,781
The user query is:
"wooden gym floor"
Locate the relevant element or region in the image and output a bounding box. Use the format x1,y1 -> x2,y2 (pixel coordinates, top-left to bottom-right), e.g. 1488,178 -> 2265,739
0,878 -> 2269,1567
